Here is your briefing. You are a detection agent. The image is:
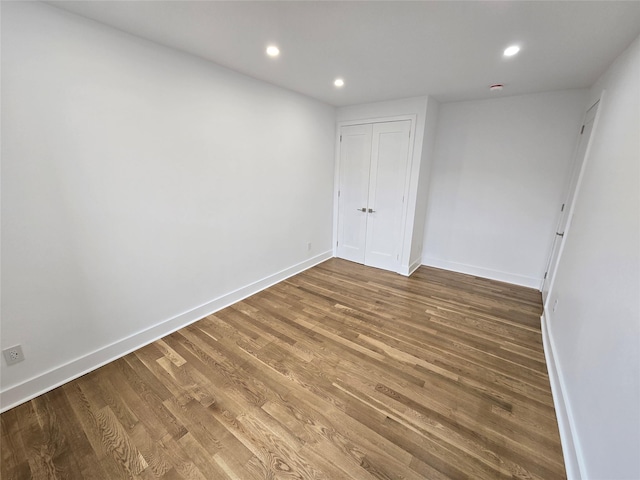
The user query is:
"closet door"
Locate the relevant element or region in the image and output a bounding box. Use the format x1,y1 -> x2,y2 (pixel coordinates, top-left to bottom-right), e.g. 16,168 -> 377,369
336,124 -> 373,264
364,120 -> 411,271
336,120 -> 412,272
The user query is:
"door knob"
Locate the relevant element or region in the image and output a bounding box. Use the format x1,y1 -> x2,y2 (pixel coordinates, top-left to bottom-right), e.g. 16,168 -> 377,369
356,207 -> 366,212
368,208 -> 376,213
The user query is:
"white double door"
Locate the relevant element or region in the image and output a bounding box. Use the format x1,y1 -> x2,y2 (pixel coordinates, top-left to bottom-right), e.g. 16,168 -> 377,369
337,120 -> 411,272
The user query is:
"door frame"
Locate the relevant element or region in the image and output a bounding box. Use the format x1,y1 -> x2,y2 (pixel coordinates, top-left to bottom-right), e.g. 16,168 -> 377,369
541,92 -> 605,301
332,114 -> 418,272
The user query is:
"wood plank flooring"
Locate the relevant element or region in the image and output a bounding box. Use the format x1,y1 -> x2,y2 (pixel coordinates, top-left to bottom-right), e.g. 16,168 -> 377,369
1,259 -> 566,479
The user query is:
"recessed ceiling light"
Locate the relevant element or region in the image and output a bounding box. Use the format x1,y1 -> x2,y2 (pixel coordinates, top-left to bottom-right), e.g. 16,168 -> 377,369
503,45 -> 520,57
334,78 -> 345,87
266,45 -> 280,57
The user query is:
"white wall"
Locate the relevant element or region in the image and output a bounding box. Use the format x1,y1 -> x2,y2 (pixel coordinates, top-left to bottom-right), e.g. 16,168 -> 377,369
0,2 -> 335,410
336,96 -> 429,275
546,35 -> 640,479
422,90 -> 587,287
409,97 -> 439,270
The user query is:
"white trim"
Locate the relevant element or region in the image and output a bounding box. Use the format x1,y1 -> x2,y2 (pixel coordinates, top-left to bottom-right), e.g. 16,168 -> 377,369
0,250 -> 333,413
421,256 -> 539,288
398,256 -> 423,276
337,114 -> 418,129
541,308 -> 585,479
332,126 -> 341,257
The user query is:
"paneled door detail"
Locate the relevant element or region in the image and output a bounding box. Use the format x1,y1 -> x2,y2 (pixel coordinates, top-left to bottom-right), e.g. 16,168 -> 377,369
364,120 -> 411,270
542,100 -> 599,302
337,120 -> 411,272
336,124 -> 373,264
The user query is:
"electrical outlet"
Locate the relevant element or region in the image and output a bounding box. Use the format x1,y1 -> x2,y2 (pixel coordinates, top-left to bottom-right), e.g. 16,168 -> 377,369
3,345 -> 25,366
552,299 -> 559,313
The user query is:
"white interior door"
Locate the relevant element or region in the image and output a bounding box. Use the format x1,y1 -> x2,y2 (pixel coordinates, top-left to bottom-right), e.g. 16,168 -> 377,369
542,100 -> 599,302
336,124 -> 372,264
364,120 -> 411,271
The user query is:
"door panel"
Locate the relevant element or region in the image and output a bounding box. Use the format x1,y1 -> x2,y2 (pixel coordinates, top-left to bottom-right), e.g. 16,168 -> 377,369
365,120 -> 411,271
337,124 -> 372,264
542,101 -> 599,302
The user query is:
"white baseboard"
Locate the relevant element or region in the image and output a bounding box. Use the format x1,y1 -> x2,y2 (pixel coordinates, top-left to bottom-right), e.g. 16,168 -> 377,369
0,251 -> 333,413
398,256 -> 423,277
421,257 -> 540,289
541,308 -> 584,479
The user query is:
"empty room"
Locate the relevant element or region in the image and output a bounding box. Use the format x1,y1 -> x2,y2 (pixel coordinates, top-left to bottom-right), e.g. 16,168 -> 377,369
1,1 -> 639,479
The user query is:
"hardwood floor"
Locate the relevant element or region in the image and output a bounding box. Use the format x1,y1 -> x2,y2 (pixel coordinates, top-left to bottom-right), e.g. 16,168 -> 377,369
1,259 -> 566,479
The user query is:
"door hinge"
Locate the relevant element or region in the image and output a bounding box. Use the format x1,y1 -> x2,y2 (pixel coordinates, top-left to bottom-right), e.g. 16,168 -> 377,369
340,135 -> 342,142
580,125 -> 585,134
544,272 -> 548,280
336,240 -> 338,247
338,190 -> 340,198
561,203 -> 565,212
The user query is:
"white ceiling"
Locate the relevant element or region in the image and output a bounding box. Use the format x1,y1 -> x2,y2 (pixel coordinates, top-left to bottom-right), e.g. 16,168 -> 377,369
48,1 -> 640,107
